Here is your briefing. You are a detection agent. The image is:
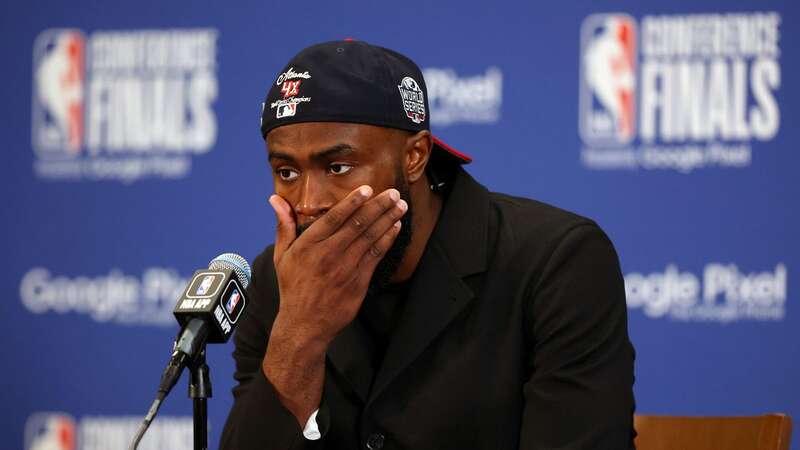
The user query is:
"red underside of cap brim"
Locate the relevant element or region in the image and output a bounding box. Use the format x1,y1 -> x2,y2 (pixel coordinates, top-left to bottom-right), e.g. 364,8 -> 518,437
432,136 -> 472,164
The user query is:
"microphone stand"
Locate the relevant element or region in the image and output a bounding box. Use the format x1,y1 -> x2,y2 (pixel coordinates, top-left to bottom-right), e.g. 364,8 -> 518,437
188,347 -> 211,450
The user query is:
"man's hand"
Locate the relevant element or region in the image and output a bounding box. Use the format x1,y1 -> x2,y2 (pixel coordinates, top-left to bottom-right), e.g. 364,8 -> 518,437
262,185 -> 408,428
271,184 -> 407,344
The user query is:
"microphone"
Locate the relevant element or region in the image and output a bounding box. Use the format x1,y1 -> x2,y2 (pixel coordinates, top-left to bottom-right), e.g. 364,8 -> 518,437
129,253 -> 251,450
160,252 -> 251,394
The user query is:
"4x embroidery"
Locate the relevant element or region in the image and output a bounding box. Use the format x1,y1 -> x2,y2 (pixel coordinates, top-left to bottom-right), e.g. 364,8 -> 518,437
280,80 -> 302,98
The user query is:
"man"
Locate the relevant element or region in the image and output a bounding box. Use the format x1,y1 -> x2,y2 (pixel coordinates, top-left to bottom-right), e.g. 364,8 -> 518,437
221,40 -> 636,450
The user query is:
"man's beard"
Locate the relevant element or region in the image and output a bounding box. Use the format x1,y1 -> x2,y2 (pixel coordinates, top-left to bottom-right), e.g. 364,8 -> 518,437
296,171 -> 413,295
368,172 -> 413,294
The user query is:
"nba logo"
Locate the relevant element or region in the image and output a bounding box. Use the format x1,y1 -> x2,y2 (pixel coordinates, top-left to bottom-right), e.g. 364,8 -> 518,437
25,412 -> 76,450
226,289 -> 241,314
196,275 -> 215,296
32,29 -> 86,157
579,14 -> 637,146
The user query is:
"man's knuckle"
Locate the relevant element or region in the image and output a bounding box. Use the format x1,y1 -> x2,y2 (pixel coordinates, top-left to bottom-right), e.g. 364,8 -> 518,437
350,215 -> 366,230
324,211 -> 343,227
361,228 -> 378,242
318,251 -> 334,268
342,266 -> 360,285
327,265 -> 343,281
382,195 -> 396,209
350,193 -> 363,205
389,208 -> 402,221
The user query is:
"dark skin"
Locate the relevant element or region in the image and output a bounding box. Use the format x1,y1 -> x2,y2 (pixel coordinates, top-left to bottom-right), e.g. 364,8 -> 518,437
263,122 -> 443,427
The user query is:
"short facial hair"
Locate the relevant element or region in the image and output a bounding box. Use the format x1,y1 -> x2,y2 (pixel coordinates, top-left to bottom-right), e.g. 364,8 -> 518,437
367,168 -> 413,294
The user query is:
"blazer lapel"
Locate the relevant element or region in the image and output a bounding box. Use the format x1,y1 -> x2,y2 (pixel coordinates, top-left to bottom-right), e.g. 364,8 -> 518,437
368,239 -> 475,403
326,318 -> 375,403
368,167 -> 491,403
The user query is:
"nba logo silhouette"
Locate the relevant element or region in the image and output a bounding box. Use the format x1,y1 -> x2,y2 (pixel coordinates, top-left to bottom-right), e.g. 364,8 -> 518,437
579,14 -> 637,146
25,412 -> 76,450
226,289 -> 241,314
32,29 -> 86,157
196,275 -> 215,296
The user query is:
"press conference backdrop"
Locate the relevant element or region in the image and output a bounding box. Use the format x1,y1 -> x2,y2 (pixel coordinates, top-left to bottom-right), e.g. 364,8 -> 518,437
1,0 -> 797,448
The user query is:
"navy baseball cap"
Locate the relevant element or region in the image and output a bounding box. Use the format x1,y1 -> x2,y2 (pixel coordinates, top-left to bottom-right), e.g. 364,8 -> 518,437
260,40 -> 472,164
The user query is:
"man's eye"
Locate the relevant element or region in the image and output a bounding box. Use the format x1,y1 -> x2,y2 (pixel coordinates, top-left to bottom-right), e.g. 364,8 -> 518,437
329,163 -> 353,175
276,168 -> 299,181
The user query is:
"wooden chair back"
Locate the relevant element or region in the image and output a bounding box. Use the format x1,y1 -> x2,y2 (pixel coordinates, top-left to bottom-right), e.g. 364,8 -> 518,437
634,414 -> 792,450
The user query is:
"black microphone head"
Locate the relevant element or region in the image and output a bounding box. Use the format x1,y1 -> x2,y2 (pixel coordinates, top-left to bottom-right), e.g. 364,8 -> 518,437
208,253 -> 251,289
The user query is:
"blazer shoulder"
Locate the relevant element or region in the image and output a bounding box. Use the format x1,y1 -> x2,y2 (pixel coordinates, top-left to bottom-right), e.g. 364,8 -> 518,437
487,191 -> 600,247
251,244 -> 276,280
245,244 -> 279,317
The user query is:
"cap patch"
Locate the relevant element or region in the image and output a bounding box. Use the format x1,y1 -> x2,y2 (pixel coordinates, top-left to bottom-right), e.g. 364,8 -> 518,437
398,76 -> 426,124
271,67 -> 312,119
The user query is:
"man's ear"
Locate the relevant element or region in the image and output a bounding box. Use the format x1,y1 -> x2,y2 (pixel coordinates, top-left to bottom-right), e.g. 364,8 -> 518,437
404,130 -> 433,184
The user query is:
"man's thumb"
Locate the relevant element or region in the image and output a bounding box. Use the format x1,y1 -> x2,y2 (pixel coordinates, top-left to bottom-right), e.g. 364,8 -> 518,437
268,194 -> 296,260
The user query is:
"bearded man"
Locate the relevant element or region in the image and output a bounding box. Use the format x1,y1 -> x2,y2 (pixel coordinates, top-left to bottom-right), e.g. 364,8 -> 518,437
221,40 -> 636,450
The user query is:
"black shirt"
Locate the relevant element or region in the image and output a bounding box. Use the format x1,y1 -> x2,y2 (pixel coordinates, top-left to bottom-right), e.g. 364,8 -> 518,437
358,281 -> 412,373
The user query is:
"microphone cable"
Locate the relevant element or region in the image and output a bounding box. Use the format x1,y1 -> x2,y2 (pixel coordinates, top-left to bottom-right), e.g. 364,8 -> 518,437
128,346 -> 190,449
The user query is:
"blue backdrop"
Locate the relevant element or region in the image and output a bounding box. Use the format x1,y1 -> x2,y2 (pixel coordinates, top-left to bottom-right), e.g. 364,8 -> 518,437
2,0 -> 797,449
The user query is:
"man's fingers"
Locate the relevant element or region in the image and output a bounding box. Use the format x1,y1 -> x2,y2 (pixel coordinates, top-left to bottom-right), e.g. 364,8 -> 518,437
327,188 -> 403,250
345,197 -> 407,259
301,185 -> 373,242
357,220 -> 402,272
269,194 -> 296,262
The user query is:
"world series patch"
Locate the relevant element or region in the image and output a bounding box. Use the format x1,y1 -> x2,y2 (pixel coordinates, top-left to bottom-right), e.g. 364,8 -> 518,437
398,76 -> 426,124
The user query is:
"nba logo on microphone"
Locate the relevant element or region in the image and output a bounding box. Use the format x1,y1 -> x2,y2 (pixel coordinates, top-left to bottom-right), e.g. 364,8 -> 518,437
25,413 -> 76,450
32,29 -> 86,157
226,289 -> 241,314
579,14 -> 637,146
196,275 -> 215,296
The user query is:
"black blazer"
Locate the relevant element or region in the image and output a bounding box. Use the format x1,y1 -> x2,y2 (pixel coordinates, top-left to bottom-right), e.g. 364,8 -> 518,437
221,168 -> 636,450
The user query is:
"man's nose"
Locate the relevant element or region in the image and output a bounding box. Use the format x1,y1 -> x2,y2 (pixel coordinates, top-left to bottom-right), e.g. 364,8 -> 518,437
294,173 -> 334,220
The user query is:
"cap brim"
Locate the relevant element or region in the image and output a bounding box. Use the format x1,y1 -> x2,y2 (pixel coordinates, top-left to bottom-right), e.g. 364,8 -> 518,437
432,136 -> 472,164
